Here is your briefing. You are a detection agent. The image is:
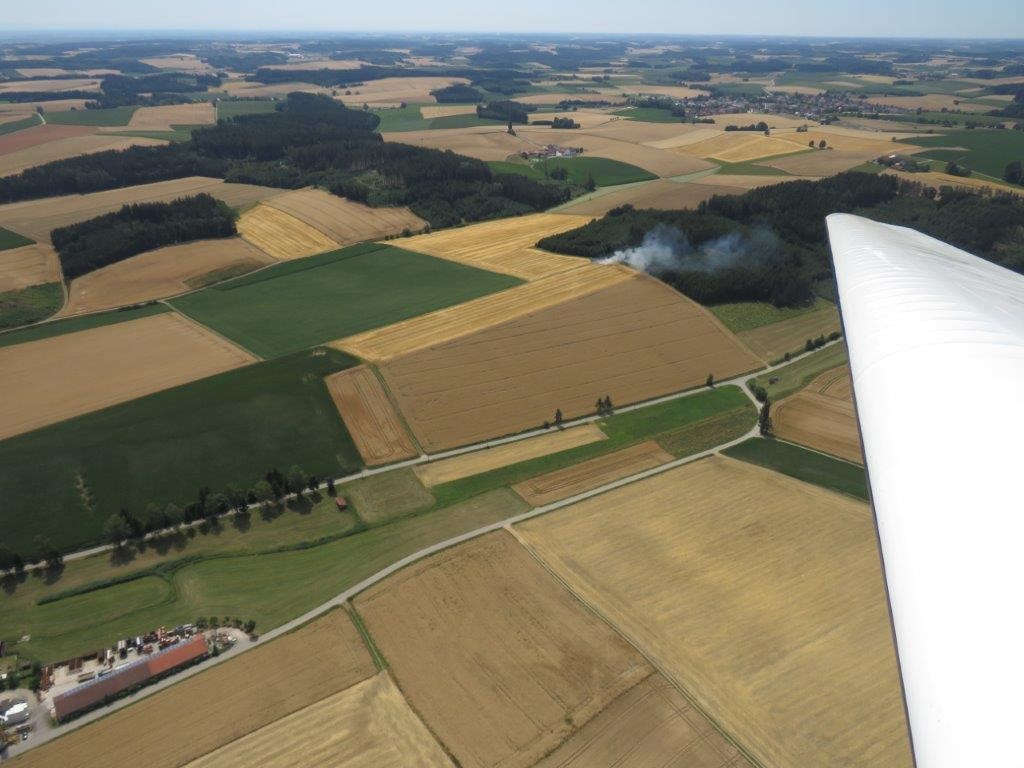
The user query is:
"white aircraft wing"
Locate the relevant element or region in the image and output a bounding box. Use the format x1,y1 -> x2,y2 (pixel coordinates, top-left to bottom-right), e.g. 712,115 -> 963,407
826,213 -> 1024,768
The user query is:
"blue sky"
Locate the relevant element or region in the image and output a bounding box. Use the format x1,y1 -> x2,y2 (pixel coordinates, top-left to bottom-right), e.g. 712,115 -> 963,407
3,0 -> 1022,38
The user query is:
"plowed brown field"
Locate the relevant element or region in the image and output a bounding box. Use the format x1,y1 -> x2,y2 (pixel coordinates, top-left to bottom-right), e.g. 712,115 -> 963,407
517,456 -> 912,768
62,238 -> 272,315
263,188 -> 426,245
0,243 -> 60,292
737,302 -> 841,362
774,365 -> 862,463
236,203 -> 339,259
0,311 -> 255,439
512,440 -> 673,505
325,365 -> 418,466
380,276 -> 762,451
13,610 -> 376,768
534,674 -> 746,768
354,532 -> 651,768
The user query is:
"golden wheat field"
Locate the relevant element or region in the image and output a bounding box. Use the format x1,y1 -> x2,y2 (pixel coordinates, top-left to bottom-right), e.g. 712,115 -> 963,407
184,672 -> 453,768
737,302 -> 841,362
325,365 -> 419,466
0,312 -> 255,440
519,128 -> 716,176
674,131 -> 805,163
263,188 -> 426,244
12,610 -> 376,768
0,124 -> 92,155
774,365 -> 862,463
380,276 -> 762,451
61,238 -> 273,315
354,532 -> 651,768
884,168 -> 1024,196
237,203 -> 340,259
0,243 -> 60,292
414,423 -> 607,486
762,149 -> 878,176
420,104 -> 478,119
558,179 -> 735,215
332,264 -> 632,362
122,102 -> 217,130
516,456 -> 912,768
263,58 -> 368,71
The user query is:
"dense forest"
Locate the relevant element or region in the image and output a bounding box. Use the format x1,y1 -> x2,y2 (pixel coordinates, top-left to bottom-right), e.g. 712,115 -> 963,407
51,194 -> 237,280
476,100 -> 535,123
539,173 -> 1024,306
0,94 -> 568,228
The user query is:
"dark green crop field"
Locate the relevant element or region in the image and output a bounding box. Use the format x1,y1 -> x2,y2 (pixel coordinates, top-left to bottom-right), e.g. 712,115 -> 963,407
903,129 -> 1024,179
171,242 -> 522,358
723,437 -> 869,500
488,156 -> 656,187
0,348 -> 362,555
0,225 -> 33,251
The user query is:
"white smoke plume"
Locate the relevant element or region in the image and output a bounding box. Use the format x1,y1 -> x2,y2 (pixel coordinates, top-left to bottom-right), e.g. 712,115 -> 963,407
598,224 -> 777,274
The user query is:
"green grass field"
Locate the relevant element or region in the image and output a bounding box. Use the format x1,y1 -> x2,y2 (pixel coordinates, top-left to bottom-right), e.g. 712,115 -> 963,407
0,114 -> 41,136
370,104 -> 503,132
0,225 -> 34,251
107,123 -> 206,142
0,302 -> 169,349
171,242 -> 522,358
488,156 -> 656,187
0,282 -> 63,330
723,437 -> 869,500
710,297 -> 833,333
749,342 -> 848,402
712,159 -> 794,176
611,107 -> 683,123
44,106 -> 138,126
0,348 -> 363,555
902,128 -> 1024,178
216,99 -> 278,120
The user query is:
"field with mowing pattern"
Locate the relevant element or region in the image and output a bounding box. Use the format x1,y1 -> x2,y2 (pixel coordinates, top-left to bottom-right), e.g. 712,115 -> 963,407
325,365 -> 418,466
774,365 -> 862,463
262,188 -> 426,245
344,468 -> 434,525
237,203 -> 339,260
736,301 -> 841,362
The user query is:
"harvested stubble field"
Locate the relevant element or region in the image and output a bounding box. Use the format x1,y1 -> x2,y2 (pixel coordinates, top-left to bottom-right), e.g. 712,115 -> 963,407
325,365 -> 418,466
0,134 -> 168,178
415,423 -> 607,486
866,93 -> 993,112
0,123 -> 92,155
354,531 -> 651,768
763,149 -> 879,177
534,674 -> 747,768
0,311 -> 254,441
0,177 -> 278,242
0,243 -> 60,292
344,467 -> 434,524
674,132 -> 806,163
337,76 -> 470,106
624,84 -> 708,99
263,58 -> 368,71
121,102 -> 217,130
397,212 -> 591,280
380,275 -> 762,451
774,365 -> 862,463
420,104 -> 478,119
12,610 -> 376,768
333,263 -> 631,362
139,54 -> 213,72
263,187 -> 426,245
558,178 -> 749,216
737,301 -> 841,362
884,167 -> 1023,196
383,125 -> 529,161
237,203 -> 339,260
517,456 -> 912,768
0,77 -> 101,93
512,440 -> 673,505
185,672 -> 454,768
62,238 -> 273,315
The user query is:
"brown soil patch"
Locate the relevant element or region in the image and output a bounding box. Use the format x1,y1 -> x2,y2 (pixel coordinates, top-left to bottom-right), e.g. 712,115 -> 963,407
415,423 -> 607,486
517,456 -> 912,768
397,212 -> 591,279
0,177 -> 279,243
62,237 -> 273,315
737,303 -> 841,362
534,674 -> 745,768
0,78 -> 101,94
0,243 -> 60,292
184,672 -> 453,768
774,365 -> 862,463
263,188 -> 425,245
235,203 -> 340,260
124,103 -> 216,130
0,311 -> 255,440
333,264 -> 632,362
0,124 -> 93,156
866,94 -> 992,112
354,531 -> 651,768
512,440 -> 672,505
14,610 -> 376,768
380,275 -> 762,451
325,365 -> 418,466
0,135 -> 168,178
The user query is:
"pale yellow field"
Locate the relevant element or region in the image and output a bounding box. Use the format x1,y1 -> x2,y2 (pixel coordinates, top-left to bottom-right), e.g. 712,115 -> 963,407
644,126 -> 723,149
0,98 -> 91,115
884,168 -> 1024,196
0,134 -> 168,178
185,672 -> 453,768
710,112 -> 814,129
139,54 -> 213,72
384,125 -> 534,161
764,149 -> 879,176
325,365 -> 419,466
237,203 -> 339,259
0,78 -> 101,93
414,423 -> 607,486
674,131 -> 805,163
519,128 -> 716,176
337,76 -> 470,106
213,81 -> 332,98
0,312 -> 255,440
62,238 -> 273,315
517,456 -> 912,768
867,94 -> 995,112
737,302 -> 841,362
397,212 -> 591,279
332,263 -> 633,362
263,188 -> 425,244
624,84 -> 707,99
529,109 -> 617,129
0,243 -> 60,292
123,103 -> 216,130
773,128 -> 914,155
420,104 -> 477,119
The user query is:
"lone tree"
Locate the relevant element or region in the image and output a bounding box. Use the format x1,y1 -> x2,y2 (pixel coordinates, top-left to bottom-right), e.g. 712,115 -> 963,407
758,400 -> 773,436
818,139 -> 827,149
1004,159 -> 1023,185
603,395 -> 612,411
585,172 -> 596,192
809,140 -> 815,148
595,397 -> 604,413
706,373 -> 714,387
554,408 -> 564,426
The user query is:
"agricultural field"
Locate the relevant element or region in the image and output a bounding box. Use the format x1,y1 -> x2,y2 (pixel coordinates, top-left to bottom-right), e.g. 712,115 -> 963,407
763,149 -> 887,176
139,53 -> 213,72
261,188 -> 426,245
884,167 -> 1022,196
0,282 -> 63,329
723,438 -> 868,500
0,78 -> 101,94
171,243 -> 522,359
11,610 -> 376,768
354,531 -> 651,768
214,99 -> 278,119
381,125 -> 527,159
336,76 -> 471,106
901,128 -> 1024,178
735,300 -> 841,361
236,203 -> 339,260
0,242 -> 57,293
43,106 -> 140,126
120,102 -> 216,130
488,156 -> 656,187
397,212 -> 591,279
0,133 -> 167,177
325,365 -> 418,466
185,672 -> 454,768
774,365 -> 862,463
673,131 -> 806,163
0,347 -> 362,554
534,674 -> 746,768
380,275 -> 762,451
0,124 -> 92,155
517,456 -> 911,768
749,342 -> 849,402
0,310 -> 254,441
344,468 -> 434,525
710,297 -> 835,334
0,302 -> 169,348
62,237 -> 273,315
0,177 -> 278,242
